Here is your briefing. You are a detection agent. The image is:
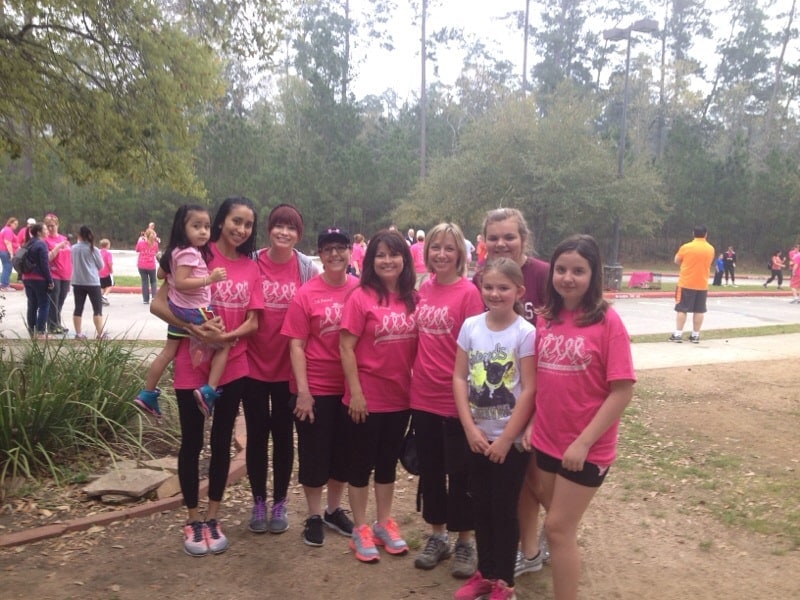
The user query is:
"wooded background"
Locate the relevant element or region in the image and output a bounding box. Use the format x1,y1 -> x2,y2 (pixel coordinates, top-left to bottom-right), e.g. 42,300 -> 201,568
1,0 -> 797,264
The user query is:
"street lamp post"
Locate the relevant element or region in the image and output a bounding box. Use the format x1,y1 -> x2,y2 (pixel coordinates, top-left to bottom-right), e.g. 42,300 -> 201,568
603,18 -> 659,278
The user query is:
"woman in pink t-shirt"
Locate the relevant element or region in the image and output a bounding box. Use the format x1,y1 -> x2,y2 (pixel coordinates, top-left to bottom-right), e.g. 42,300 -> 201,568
524,234 -> 635,600
281,227 -> 360,546
150,196 -> 263,557
0,217 -> 19,290
339,229 -> 418,563
409,222 -> 485,576
43,213 -> 72,334
243,203 -> 319,535
135,228 -> 159,303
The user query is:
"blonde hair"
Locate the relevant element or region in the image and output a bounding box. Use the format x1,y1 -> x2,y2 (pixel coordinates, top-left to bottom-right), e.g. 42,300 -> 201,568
481,257 -> 525,316
99,238 -> 111,248
482,207 -> 532,256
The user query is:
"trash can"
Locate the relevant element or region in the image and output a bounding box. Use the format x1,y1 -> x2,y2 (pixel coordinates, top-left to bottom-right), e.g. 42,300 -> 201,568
603,265 -> 623,291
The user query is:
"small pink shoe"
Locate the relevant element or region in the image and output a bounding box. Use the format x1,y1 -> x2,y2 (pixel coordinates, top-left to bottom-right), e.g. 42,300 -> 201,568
454,571 -> 493,600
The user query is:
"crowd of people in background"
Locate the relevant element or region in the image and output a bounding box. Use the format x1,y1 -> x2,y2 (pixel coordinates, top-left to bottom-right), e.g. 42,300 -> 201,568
13,203 -> 800,599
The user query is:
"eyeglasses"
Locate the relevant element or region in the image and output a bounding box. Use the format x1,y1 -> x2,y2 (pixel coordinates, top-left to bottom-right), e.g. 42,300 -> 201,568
320,245 -> 349,255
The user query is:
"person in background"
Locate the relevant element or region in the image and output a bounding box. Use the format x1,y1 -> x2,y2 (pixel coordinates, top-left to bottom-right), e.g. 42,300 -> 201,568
475,234 -> 487,268
350,233 -> 366,276
410,229 -> 427,289
339,229 -> 418,564
764,250 -> 786,290
281,226 -> 359,547
453,257 -> 536,600
21,222 -> 54,339
406,227 -> 415,246
524,234 -> 635,600
722,246 -> 737,286
44,213 -> 72,335
244,203 -> 319,535
463,236 -> 475,270
135,227 -> 159,304
150,196 -> 263,557
712,253 -> 724,286
0,217 -> 19,291
411,222 -> 484,579
17,217 -> 35,248
669,225 -> 715,343
98,239 -> 113,305
70,225 -> 105,340
790,249 -> 800,304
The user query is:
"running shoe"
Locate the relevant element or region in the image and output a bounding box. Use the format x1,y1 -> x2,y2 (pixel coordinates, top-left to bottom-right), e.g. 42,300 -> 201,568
268,498 -> 289,533
488,579 -> 516,600
323,507 -> 354,536
303,515 -> 325,547
183,521 -> 208,557
204,519 -> 229,554
248,497 -> 267,533
453,571 -> 493,599
451,539 -> 477,579
514,549 -> 544,577
193,384 -> 220,418
133,388 -> 162,417
414,535 -> 451,570
349,524 -> 380,563
372,517 -> 408,555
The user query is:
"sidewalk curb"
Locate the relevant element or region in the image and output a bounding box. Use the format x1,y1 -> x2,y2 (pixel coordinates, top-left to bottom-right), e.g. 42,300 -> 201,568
0,415 -> 248,549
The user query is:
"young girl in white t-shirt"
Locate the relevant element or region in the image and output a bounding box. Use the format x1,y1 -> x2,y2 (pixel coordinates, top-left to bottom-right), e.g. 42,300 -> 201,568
453,257 -> 536,600
525,234 -> 635,600
133,205 -> 228,418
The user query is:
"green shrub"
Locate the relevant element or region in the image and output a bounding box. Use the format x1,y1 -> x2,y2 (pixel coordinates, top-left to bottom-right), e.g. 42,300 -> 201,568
0,336 -> 178,483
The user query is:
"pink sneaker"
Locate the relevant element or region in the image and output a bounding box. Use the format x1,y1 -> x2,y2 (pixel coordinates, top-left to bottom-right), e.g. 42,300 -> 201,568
454,571 -> 493,599
349,523 -> 380,563
372,517 -> 408,555
488,579 -> 516,600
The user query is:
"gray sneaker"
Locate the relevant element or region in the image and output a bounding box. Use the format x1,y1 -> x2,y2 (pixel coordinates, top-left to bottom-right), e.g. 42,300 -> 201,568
514,549 -> 544,577
268,498 -> 289,534
414,535 -> 451,570
248,497 -> 267,533
538,527 -> 551,564
451,539 -> 477,579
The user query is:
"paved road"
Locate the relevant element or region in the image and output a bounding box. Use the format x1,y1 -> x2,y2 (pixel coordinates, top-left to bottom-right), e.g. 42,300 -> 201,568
2,283 -> 800,371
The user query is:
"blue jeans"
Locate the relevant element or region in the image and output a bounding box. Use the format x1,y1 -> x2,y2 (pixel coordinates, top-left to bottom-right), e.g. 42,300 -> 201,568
24,279 -> 50,334
139,268 -> 157,302
0,251 -> 11,287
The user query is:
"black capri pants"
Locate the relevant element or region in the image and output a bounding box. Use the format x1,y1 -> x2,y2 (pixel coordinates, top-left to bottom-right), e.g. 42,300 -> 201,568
294,395 -> 351,488
346,409 -> 410,488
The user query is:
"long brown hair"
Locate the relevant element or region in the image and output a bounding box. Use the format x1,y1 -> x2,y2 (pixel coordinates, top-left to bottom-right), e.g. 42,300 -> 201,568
360,229 -> 417,313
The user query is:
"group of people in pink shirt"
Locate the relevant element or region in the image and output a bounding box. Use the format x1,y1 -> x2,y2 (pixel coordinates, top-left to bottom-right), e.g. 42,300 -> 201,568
142,199 -> 634,600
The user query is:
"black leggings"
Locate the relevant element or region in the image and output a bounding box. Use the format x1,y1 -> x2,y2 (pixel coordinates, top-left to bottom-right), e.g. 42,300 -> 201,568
765,269 -> 783,286
241,378 -> 293,503
723,264 -> 735,284
177,378 -> 269,508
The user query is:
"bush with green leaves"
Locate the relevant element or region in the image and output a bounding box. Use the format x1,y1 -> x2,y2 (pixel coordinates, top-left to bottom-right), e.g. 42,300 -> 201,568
0,337 -> 178,484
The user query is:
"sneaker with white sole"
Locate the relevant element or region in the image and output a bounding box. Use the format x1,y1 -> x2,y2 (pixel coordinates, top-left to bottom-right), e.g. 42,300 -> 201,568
303,515 -> 325,547
414,535 -> 451,570
372,517 -> 408,555
488,579 -> 516,600
323,507 -> 353,536
451,539 -> 477,579
183,521 -> 208,557
204,519 -> 229,554
514,549 -> 544,577
268,498 -> 289,533
349,523 -> 380,563
193,384 -> 220,418
689,333 -> 700,344
133,388 -> 162,417
667,333 -> 682,343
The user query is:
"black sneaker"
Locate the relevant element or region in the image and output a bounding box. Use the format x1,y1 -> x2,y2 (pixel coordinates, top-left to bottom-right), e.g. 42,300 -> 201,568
323,507 -> 354,536
689,334 -> 700,344
668,334 -> 682,343
303,515 -> 325,547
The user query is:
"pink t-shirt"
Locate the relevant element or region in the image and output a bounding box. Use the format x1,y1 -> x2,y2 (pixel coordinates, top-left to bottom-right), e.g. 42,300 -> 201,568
98,248 -> 112,278
45,234 -> 72,280
410,242 -> 426,273
247,250 -> 303,382
531,307 -> 636,466
281,274 -> 360,395
340,286 -> 417,412
411,276 -> 484,416
167,247 -> 210,309
1,226 -> 17,253
135,239 -> 158,269
173,242 -> 264,389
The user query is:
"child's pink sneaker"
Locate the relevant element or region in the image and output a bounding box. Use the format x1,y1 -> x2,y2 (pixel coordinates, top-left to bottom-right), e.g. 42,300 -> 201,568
453,571 -> 493,599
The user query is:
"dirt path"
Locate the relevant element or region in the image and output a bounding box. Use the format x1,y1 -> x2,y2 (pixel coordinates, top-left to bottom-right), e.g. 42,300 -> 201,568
1,361 -> 799,599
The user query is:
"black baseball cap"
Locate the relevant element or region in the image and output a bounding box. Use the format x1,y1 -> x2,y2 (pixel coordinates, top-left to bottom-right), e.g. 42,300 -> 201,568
317,227 -> 351,247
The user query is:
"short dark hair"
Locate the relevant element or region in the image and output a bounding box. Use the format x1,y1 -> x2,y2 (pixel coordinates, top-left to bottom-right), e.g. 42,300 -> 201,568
693,225 -> 707,237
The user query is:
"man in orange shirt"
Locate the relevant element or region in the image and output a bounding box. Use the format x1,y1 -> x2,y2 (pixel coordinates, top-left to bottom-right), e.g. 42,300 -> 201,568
669,225 -> 715,343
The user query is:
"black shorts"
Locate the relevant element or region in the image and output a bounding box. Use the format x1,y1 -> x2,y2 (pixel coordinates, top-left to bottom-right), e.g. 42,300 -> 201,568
535,448 -> 609,488
674,287 -> 707,314
99,275 -> 112,288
